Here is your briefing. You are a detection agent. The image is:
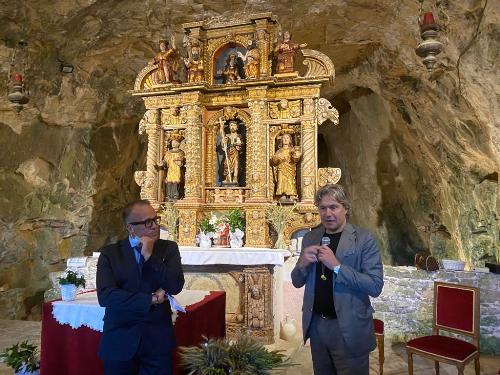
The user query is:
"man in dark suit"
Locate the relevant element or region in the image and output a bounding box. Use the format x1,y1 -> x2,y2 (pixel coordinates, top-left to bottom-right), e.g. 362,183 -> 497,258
291,184 -> 384,375
97,199 -> 184,375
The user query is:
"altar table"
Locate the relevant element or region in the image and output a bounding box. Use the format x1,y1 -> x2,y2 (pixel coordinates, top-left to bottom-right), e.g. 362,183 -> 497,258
40,290 -> 226,375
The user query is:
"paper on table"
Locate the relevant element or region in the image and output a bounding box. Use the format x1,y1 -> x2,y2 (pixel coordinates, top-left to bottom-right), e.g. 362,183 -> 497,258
67,257 -> 87,268
167,294 -> 186,313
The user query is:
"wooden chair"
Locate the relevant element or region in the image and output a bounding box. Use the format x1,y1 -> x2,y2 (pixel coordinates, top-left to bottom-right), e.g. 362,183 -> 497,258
406,282 -> 480,375
374,318 -> 385,375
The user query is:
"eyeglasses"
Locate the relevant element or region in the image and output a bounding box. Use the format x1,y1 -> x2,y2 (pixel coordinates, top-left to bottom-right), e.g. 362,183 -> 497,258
128,216 -> 160,229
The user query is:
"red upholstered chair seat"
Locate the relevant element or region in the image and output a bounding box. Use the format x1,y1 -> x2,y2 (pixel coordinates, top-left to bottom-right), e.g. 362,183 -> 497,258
373,318 -> 384,335
407,335 -> 478,362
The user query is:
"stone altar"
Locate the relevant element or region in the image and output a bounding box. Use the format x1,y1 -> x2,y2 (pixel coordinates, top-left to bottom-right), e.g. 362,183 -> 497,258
179,246 -> 287,344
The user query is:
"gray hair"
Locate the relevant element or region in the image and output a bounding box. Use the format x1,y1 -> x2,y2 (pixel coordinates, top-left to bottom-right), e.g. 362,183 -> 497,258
314,184 -> 352,218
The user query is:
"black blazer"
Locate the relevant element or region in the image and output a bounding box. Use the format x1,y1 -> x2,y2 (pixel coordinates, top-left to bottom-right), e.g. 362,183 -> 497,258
96,238 -> 184,361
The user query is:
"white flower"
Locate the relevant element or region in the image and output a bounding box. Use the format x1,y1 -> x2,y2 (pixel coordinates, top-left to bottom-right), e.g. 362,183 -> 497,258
209,214 -> 218,225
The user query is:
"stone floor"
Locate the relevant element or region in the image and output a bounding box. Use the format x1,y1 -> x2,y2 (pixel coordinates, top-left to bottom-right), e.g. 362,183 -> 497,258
0,319 -> 498,375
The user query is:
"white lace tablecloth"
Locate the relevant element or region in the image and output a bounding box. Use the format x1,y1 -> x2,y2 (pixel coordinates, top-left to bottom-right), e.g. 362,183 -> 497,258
52,289 -> 210,332
179,246 -> 290,266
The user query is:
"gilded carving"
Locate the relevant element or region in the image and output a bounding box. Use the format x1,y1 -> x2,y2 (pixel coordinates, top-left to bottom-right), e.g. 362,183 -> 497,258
161,106 -> 187,126
318,167 -> 342,186
183,104 -> 203,200
268,99 -> 301,119
317,97 -> 340,126
130,12 -> 344,345
302,48 -> 336,82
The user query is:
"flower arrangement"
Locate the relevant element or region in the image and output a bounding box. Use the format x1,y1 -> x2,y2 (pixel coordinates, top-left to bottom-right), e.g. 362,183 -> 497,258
57,270 -> 86,301
179,335 -> 291,375
226,209 -> 245,232
57,270 -> 86,288
158,202 -> 179,241
0,341 -> 39,374
266,203 -> 296,250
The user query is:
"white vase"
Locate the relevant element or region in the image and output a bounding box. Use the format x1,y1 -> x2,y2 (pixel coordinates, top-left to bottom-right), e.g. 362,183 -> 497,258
281,314 -> 297,341
199,233 -> 212,249
16,370 -> 39,375
60,284 -> 77,301
230,238 -> 243,248
16,363 -> 39,375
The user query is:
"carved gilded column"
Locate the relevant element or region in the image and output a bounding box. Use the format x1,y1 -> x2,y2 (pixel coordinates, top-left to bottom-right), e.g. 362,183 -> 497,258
301,98 -> 317,204
183,104 -> 203,201
245,89 -> 270,248
134,109 -> 160,202
247,96 -> 268,201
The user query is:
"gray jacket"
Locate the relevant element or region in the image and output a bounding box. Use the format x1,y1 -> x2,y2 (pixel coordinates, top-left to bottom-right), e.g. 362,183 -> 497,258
291,223 -> 384,356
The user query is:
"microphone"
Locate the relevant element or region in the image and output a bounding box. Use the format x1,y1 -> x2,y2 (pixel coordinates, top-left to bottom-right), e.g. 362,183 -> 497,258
321,236 -> 331,247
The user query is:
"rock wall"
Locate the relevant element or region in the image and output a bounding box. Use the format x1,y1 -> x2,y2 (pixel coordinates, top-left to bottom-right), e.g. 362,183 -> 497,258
372,266 -> 500,355
0,0 -> 498,319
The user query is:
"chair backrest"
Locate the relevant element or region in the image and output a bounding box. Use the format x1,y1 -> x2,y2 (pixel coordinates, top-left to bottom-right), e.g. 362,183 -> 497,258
433,282 -> 480,345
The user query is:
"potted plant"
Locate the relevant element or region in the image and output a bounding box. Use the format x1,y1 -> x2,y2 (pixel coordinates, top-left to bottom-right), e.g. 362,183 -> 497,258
179,335 -> 291,375
58,270 -> 86,301
226,209 -> 245,248
197,216 -> 216,249
0,341 -> 39,375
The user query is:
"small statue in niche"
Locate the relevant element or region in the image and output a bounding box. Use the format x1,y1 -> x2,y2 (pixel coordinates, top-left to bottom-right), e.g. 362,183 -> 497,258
237,38 -> 261,79
273,31 -> 307,74
183,36 -> 204,83
158,131 -> 185,200
271,129 -> 301,202
217,52 -> 244,83
216,119 -> 244,186
149,36 -> 179,83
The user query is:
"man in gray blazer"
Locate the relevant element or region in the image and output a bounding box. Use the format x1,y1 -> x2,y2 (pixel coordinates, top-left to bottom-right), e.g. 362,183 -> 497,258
291,184 -> 383,375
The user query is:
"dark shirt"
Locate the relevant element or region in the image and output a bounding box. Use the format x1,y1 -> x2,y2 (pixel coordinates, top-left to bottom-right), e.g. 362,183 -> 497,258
313,231 -> 342,319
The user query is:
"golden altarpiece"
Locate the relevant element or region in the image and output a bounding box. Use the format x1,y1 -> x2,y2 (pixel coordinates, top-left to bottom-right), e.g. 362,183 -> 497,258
131,13 -> 341,342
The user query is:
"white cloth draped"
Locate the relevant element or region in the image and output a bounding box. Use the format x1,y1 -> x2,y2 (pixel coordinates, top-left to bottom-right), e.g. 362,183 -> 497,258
51,290 -> 210,332
179,247 -> 289,266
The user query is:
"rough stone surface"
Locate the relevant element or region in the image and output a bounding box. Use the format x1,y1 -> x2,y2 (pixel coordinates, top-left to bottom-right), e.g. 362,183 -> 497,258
372,266 -> 500,355
0,0 -> 499,319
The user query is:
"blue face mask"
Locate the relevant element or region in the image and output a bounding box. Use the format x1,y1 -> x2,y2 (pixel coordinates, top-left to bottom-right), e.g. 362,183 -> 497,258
129,234 -> 141,248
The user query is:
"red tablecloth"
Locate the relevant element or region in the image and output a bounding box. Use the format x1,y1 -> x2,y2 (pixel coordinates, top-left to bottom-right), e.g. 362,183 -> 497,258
40,291 -> 225,375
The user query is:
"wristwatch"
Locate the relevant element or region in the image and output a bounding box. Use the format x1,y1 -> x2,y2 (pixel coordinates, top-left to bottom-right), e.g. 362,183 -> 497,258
333,265 -> 341,274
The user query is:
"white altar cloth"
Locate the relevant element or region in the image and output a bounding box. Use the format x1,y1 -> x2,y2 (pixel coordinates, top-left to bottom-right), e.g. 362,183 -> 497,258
179,247 -> 290,266
51,289 -> 210,332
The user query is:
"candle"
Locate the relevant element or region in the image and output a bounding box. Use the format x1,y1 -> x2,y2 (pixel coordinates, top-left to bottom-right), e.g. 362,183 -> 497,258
13,73 -> 23,83
421,12 -> 436,26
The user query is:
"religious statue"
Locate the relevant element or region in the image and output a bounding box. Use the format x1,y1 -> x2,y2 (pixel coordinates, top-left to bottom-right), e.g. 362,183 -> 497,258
237,38 -> 261,79
158,131 -> 185,200
149,36 -> 178,83
273,31 -> 307,74
216,119 -> 244,186
183,36 -> 204,83
217,52 -> 244,83
271,131 -> 302,202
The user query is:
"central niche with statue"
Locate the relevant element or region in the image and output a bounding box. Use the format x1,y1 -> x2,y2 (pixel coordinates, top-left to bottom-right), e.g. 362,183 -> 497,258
132,12 -> 341,249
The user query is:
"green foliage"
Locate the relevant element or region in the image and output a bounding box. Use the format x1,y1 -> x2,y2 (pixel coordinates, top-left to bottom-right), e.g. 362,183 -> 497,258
226,209 -> 245,231
0,341 -> 39,372
200,216 -> 216,234
179,335 -> 291,375
265,203 -> 296,249
58,270 -> 86,287
158,203 -> 179,240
